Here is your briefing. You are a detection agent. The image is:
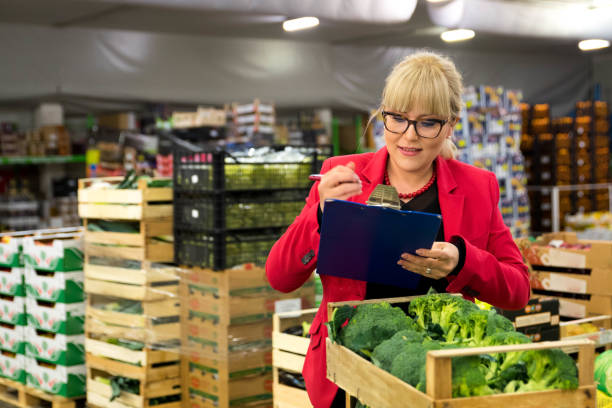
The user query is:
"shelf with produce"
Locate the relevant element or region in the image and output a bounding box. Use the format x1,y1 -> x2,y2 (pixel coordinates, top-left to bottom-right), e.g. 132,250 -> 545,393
560,315 -> 612,353
0,155 -> 86,166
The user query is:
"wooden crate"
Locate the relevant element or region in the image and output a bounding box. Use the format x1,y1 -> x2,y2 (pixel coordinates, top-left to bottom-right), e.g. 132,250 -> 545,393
85,269 -> 179,302
326,297 -> 597,408
272,309 -> 316,408
83,218 -> 173,262
78,177 -> 172,221
0,376 -> 84,408
85,260 -> 179,286
86,297 -> 180,344
86,341 -> 181,408
560,314 -> 612,353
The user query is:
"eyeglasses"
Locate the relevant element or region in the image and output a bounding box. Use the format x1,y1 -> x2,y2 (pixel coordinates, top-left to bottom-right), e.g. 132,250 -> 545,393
381,111 -> 448,139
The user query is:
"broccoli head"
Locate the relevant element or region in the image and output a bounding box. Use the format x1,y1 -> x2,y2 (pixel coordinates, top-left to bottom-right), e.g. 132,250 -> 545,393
390,340 -> 443,389
372,329 -> 425,371
516,348 -> 578,392
339,302 -> 417,355
452,354 -> 495,397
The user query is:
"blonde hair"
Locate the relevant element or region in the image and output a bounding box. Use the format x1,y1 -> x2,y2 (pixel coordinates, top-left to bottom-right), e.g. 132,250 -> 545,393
380,51 -> 463,159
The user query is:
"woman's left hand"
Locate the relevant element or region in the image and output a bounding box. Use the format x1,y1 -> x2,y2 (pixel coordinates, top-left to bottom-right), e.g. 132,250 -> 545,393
398,242 -> 459,280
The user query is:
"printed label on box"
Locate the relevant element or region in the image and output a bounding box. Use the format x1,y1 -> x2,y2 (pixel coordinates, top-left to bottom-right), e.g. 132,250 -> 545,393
25,357 -> 85,397
274,298 -> 301,317
514,312 -> 552,328
0,268 -> 24,296
542,274 -> 587,294
558,299 -> 586,318
540,249 -> 586,268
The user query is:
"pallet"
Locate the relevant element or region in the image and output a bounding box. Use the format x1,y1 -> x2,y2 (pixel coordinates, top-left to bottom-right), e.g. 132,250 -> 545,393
78,177 -> 172,221
326,297 -> 597,408
86,342 -> 181,408
272,309 -> 316,408
0,376 -> 84,408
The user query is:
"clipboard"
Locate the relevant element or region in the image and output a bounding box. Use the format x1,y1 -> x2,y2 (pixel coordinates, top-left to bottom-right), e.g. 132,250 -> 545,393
317,199 -> 442,289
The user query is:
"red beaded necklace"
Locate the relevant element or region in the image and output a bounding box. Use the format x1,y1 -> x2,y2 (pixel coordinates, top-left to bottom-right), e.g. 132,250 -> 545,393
383,167 -> 437,200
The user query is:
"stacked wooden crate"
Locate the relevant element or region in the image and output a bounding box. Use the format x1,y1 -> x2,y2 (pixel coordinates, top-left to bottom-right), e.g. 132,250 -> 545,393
272,309 -> 316,408
180,265 -> 315,408
78,177 -> 182,408
518,232 -> 612,319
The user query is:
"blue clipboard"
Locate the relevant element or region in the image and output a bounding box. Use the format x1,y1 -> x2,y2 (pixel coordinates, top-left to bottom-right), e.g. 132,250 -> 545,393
317,199 -> 442,289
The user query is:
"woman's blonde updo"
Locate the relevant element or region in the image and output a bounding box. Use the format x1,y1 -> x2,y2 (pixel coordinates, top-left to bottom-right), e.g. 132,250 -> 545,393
381,51 -> 463,159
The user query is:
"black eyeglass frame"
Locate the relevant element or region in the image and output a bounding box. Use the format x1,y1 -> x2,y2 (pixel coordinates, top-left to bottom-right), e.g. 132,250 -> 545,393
381,110 -> 449,139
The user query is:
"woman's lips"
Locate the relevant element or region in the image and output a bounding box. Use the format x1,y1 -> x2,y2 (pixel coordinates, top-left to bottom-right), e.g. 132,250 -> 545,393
398,146 -> 422,156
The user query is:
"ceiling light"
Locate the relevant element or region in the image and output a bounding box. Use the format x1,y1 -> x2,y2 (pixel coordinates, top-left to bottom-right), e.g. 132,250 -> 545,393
426,0 -> 449,2
282,17 -> 319,32
578,39 -> 610,51
592,0 -> 612,8
441,29 -> 475,43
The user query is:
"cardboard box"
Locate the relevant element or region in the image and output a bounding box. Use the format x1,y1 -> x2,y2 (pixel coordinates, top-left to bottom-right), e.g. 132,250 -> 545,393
521,324 -> 560,342
0,296 -> 26,326
26,298 -> 84,335
25,327 -> 84,366
25,357 -> 85,397
520,232 -> 612,269
97,112 -> 137,130
22,236 -> 83,272
532,294 -> 612,319
530,267 -> 612,296
25,266 -> 84,303
0,267 -> 25,297
0,239 -> 22,268
0,323 -> 25,354
0,351 -> 26,383
35,103 -> 63,128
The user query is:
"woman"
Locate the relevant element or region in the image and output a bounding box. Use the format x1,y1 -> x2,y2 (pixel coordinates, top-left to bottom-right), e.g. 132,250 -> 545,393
265,51 -> 530,408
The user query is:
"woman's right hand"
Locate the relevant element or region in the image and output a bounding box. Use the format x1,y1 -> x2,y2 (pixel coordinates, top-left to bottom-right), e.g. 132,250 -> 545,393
318,161 -> 362,212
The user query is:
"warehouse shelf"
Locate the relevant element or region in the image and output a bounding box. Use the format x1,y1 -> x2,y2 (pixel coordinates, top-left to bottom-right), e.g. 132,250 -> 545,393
0,155 -> 86,166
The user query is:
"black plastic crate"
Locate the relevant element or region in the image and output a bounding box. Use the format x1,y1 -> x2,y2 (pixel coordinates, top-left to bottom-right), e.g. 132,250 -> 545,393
173,145 -> 330,193
175,189 -> 308,232
175,229 -> 284,270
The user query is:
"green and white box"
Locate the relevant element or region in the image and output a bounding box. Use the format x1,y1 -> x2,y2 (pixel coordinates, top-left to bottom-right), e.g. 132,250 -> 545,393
0,351 -> 25,383
0,239 -> 22,268
25,266 -> 84,303
0,267 -> 25,297
0,296 -> 26,325
25,298 -> 84,335
25,357 -> 85,397
22,236 -> 83,272
25,327 -> 84,366
0,323 -> 25,354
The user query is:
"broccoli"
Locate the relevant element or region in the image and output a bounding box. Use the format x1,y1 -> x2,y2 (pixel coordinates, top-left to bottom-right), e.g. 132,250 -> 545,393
339,302 -> 417,355
486,311 -> 516,337
481,331 -> 531,383
326,305 -> 355,343
451,354 -> 495,397
408,294 -> 479,343
372,329 -> 425,371
515,349 -> 579,392
488,361 -> 529,391
390,340 -> 443,389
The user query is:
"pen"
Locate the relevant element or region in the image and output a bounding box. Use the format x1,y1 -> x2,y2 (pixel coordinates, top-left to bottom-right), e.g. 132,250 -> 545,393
308,174 -> 323,181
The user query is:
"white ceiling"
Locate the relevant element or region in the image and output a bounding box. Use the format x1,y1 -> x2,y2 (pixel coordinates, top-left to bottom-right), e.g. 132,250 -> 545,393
0,0 -> 608,55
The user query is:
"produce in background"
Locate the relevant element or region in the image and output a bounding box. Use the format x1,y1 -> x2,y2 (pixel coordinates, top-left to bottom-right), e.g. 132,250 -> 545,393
326,294 -> 578,400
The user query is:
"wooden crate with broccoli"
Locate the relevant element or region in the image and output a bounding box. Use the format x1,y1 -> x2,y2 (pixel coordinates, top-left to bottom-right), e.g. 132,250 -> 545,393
272,308 -> 317,408
78,175 -> 173,221
86,338 -> 181,408
325,295 -> 596,408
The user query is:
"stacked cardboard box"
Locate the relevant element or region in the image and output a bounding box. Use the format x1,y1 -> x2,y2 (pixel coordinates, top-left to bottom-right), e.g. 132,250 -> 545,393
22,233 -> 85,398
231,100 -> 276,144
180,265 -> 315,408
456,86 -> 530,237
518,232 -> 612,319
497,298 -> 560,342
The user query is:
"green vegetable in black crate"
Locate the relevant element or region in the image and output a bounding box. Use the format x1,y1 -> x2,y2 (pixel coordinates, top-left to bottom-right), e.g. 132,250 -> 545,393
116,170 -> 172,189
327,294 -> 579,398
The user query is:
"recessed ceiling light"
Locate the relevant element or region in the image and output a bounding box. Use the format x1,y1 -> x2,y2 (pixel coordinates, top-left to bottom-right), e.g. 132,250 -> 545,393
578,39 -> 610,51
426,0 -> 449,2
441,29 -> 475,43
282,17 -> 320,32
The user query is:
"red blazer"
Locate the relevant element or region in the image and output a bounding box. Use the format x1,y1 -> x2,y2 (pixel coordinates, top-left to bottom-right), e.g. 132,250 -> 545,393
265,147 -> 530,408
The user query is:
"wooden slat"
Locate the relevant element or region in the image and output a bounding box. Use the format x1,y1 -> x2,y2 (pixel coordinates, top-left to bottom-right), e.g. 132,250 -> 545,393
85,230 -> 145,246
143,377 -> 182,398
85,263 -> 178,285
425,339 -> 594,358
578,342 -> 595,387
273,383 -> 312,408
86,316 -> 180,344
426,353 -> 452,399
86,353 -> 180,382
87,306 -> 147,328
273,349 -> 305,373
85,242 -> 145,260
326,338 -> 432,408
85,338 -> 146,366
432,387 -> 596,408
85,278 -> 178,301
273,332 -> 310,355
79,204 -> 144,220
